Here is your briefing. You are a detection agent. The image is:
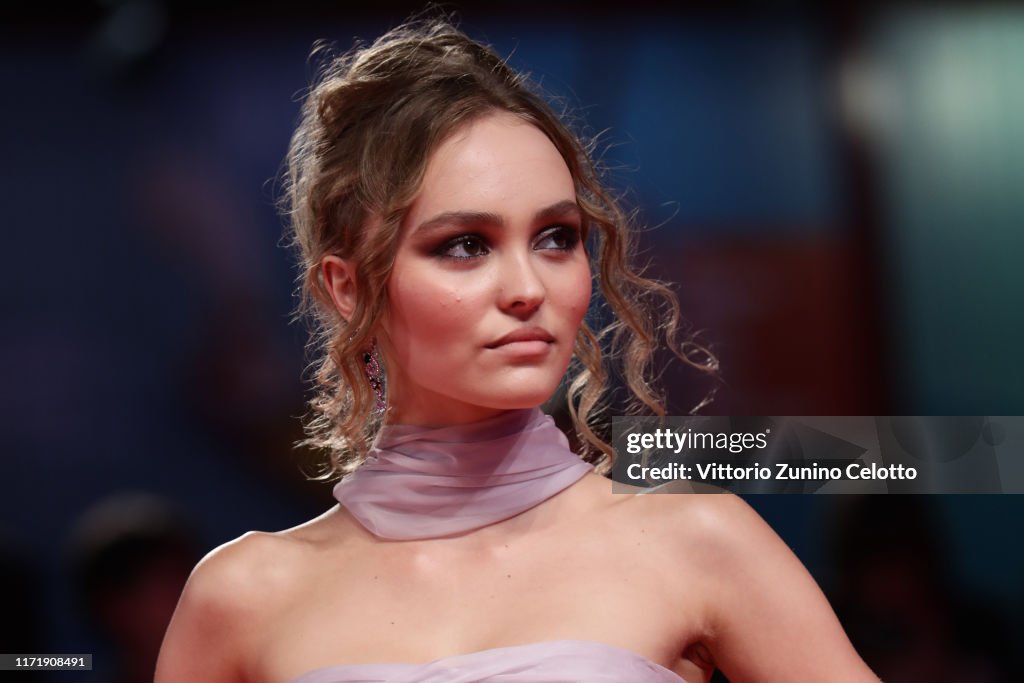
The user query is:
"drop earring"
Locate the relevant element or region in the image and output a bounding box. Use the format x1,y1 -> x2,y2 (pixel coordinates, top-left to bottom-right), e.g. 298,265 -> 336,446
363,338 -> 386,413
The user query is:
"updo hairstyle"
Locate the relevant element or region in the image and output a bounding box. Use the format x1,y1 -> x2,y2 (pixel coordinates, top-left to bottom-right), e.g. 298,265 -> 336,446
281,16 -> 714,478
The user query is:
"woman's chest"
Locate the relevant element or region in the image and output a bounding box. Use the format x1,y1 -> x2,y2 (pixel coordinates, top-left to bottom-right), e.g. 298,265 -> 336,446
252,529 -> 706,683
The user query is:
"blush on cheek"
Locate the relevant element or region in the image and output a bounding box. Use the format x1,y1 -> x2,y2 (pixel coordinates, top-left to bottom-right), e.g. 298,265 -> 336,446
570,269 -> 593,319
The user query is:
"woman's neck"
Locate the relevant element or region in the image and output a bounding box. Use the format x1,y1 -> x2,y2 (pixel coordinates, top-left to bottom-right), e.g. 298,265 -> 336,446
384,401 -> 538,430
335,407 -> 592,540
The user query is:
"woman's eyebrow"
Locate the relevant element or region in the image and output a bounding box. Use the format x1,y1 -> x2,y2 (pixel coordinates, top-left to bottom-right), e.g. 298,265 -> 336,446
413,210 -> 504,237
534,200 -> 582,224
412,200 -> 581,237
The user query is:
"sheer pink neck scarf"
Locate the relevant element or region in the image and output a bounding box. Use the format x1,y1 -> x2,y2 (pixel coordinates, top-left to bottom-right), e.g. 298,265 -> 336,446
333,408 -> 594,540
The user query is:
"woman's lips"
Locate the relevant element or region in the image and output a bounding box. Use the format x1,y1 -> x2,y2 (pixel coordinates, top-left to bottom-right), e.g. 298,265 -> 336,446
485,325 -> 557,348
490,340 -> 552,356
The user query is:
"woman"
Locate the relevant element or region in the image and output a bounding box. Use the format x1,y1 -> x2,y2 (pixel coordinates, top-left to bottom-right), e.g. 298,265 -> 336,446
156,17 -> 879,683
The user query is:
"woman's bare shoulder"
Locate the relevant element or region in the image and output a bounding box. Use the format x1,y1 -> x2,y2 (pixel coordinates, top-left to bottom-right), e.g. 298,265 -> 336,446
614,483 -> 755,546
156,510 -> 345,682
170,527 -> 313,636
625,488 -> 879,681
195,531 -> 300,596
613,486 -> 791,590
197,507 -> 346,597
155,532 -> 284,682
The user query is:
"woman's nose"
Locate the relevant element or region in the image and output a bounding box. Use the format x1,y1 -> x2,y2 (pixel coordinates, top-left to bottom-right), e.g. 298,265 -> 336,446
496,251 -> 545,317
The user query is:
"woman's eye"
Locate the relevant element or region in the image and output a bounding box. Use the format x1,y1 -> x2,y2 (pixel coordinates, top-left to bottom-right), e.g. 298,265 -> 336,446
435,235 -> 489,259
535,226 -> 580,252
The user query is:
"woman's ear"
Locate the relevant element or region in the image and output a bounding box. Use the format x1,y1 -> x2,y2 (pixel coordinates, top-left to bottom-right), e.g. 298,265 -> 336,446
321,255 -> 358,321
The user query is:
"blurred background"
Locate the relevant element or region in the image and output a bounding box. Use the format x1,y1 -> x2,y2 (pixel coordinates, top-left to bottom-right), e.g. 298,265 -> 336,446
2,1 -> 1022,681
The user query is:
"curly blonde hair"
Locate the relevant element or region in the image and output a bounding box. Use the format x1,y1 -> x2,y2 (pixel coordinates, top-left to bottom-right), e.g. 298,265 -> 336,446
281,17 -> 716,479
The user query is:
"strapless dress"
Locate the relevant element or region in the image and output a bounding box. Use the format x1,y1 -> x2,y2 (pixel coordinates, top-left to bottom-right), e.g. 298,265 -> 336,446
289,639 -> 689,682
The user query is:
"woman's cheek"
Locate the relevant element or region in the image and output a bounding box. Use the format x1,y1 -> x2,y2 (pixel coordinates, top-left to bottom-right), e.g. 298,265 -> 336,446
413,287 -> 482,349
569,265 -> 593,322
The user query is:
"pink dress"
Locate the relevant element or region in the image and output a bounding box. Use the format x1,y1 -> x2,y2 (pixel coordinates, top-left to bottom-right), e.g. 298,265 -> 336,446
289,639 -> 688,682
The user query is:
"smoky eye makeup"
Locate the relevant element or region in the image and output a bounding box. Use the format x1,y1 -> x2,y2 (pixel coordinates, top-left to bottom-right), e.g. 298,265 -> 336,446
533,224 -> 582,252
427,223 -> 584,260
430,233 -> 491,260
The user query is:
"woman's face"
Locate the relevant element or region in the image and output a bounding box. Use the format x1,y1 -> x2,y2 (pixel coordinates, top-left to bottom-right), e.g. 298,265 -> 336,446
379,111 -> 592,426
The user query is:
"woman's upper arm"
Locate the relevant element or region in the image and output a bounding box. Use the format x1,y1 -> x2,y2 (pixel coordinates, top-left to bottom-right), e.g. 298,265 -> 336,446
155,536 -> 261,683
691,495 -> 879,683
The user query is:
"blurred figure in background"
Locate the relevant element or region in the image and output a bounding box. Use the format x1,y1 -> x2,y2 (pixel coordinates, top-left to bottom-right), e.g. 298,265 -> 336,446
0,533 -> 48,682
68,494 -> 200,683
828,496 -> 1018,683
